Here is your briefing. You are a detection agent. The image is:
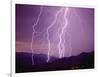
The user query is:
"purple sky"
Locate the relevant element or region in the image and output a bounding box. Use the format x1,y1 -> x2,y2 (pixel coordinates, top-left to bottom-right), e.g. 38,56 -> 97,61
16,4 -> 94,57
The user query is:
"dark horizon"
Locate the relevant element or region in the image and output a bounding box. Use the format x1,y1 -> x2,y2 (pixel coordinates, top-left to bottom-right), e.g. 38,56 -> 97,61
16,51 -> 94,73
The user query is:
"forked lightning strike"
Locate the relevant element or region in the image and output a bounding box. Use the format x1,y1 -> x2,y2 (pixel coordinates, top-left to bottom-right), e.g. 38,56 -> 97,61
31,6 -> 72,64
31,7 -> 43,65
58,8 -> 69,58
46,8 -> 64,62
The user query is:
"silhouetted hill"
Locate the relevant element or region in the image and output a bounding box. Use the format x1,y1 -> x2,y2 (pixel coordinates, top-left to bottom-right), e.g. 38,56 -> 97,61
16,51 -> 94,73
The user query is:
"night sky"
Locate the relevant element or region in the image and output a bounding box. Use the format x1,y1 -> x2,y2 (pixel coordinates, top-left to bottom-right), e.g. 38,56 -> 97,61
16,4 -> 94,57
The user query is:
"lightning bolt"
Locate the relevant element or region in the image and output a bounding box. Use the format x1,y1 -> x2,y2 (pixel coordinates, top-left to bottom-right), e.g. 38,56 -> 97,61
46,8 -> 72,62
31,6 -> 43,65
31,6 -> 72,64
58,8 -> 69,58
63,8 -> 72,57
46,8 -> 64,62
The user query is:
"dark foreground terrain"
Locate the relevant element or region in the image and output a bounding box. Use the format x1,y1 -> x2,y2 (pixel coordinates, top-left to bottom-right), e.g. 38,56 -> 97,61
16,51 -> 94,73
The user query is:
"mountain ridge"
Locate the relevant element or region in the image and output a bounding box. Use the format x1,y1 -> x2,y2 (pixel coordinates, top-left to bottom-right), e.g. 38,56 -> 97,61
16,51 -> 94,73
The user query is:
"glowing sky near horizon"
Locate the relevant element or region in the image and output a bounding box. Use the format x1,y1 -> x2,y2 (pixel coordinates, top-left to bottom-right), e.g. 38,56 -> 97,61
16,4 -> 94,57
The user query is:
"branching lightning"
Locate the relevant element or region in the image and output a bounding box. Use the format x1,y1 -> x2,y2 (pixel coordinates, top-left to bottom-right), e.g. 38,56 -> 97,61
46,8 -> 71,62
31,6 -> 72,64
31,7 -> 43,65
58,8 -> 69,58
46,8 -> 64,62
